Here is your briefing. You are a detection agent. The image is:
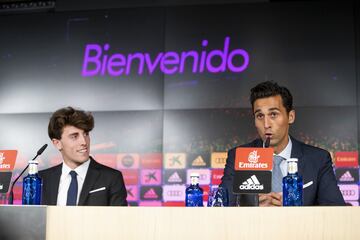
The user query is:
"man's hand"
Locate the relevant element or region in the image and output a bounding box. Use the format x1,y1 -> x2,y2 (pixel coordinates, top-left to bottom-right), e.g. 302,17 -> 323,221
259,192 -> 282,207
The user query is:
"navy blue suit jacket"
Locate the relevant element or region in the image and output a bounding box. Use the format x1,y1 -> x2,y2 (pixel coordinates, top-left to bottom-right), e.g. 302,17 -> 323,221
220,136 -> 345,206
39,157 -> 128,206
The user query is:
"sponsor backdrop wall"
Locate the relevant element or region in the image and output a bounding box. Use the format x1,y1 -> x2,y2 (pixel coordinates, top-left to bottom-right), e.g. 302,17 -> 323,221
0,1 -> 359,206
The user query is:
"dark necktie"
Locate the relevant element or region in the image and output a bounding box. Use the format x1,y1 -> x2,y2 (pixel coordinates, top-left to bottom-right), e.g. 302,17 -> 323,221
66,170 -> 78,206
272,155 -> 284,192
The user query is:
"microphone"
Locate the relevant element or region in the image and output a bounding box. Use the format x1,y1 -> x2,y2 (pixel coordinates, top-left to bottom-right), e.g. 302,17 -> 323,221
264,137 -> 270,148
8,144 -> 48,204
36,144 -> 48,156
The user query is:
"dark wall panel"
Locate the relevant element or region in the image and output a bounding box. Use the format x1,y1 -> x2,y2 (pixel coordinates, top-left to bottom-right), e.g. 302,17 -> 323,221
0,8 -> 165,113
164,2 -> 356,109
55,0 -> 266,12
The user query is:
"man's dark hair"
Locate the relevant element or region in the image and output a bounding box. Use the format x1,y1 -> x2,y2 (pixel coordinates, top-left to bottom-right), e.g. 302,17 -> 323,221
250,81 -> 293,113
48,106 -> 94,140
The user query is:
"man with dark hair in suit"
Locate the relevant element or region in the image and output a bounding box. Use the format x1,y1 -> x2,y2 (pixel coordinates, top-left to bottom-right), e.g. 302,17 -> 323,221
220,81 -> 345,206
39,107 -> 128,206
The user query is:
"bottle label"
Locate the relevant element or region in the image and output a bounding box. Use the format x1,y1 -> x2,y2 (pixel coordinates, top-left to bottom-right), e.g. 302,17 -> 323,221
190,176 -> 199,185
29,163 -> 38,175
288,162 -> 298,174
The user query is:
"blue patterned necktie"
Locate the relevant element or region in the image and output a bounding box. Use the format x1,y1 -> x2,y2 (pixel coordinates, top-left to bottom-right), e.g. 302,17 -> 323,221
272,155 -> 284,192
66,171 -> 78,206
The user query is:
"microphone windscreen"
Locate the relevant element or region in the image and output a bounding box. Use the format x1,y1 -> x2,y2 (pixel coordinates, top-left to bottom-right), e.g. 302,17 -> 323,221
37,144 -> 48,155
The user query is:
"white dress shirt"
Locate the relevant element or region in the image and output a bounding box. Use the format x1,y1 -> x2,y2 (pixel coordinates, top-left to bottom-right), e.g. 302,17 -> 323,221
276,136 -> 292,177
56,159 -> 90,206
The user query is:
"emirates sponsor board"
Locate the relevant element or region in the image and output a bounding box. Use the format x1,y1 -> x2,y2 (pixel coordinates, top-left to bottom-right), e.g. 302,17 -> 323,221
211,169 -> 224,185
0,150 -> 17,171
335,152 -> 359,167
235,148 -> 273,171
163,201 -> 185,207
122,169 -> 139,185
140,153 -> 162,169
201,185 -> 210,202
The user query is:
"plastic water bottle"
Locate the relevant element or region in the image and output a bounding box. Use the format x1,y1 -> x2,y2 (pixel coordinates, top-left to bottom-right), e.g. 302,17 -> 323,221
185,173 -> 203,207
207,186 -> 229,207
22,160 -> 42,205
283,158 -> 303,206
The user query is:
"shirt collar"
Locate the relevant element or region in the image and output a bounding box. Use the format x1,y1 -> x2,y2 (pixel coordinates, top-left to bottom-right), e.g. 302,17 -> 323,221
276,136 -> 292,160
62,158 -> 91,181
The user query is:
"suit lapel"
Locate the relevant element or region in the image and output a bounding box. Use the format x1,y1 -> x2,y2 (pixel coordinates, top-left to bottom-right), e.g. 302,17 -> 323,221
78,158 -> 100,205
47,164 -> 62,205
251,138 -> 263,148
290,136 -> 304,175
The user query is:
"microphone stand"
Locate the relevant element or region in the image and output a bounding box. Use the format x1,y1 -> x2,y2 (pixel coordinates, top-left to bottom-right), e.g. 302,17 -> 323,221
8,144 -> 47,204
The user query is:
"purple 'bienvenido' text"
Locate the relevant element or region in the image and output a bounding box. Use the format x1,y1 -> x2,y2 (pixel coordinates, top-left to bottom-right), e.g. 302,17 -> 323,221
82,37 -> 249,77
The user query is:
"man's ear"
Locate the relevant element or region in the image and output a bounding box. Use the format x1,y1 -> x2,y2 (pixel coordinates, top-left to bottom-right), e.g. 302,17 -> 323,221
52,138 -> 62,151
288,110 -> 295,124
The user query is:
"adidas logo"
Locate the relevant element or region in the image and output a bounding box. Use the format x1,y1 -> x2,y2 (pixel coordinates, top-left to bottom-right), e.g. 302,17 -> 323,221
239,175 -> 264,190
192,156 -> 206,166
168,172 -> 182,183
339,171 -> 355,182
143,188 -> 158,199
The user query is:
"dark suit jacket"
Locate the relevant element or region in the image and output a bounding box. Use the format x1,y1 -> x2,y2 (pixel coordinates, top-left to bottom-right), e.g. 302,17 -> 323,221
220,136 -> 345,206
39,157 -> 128,206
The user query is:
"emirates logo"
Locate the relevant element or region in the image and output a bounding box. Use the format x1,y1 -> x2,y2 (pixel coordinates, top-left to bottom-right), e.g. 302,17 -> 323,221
248,150 -> 260,163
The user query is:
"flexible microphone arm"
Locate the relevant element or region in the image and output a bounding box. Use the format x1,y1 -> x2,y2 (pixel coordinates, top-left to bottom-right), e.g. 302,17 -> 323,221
264,137 -> 270,148
8,144 -> 48,204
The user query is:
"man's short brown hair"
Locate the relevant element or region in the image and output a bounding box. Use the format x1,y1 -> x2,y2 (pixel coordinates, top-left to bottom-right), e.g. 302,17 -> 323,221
48,106 -> 94,140
250,81 -> 293,113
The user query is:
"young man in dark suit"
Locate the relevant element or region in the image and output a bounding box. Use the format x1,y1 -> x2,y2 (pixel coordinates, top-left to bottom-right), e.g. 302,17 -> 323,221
39,107 -> 127,206
220,81 -> 345,206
